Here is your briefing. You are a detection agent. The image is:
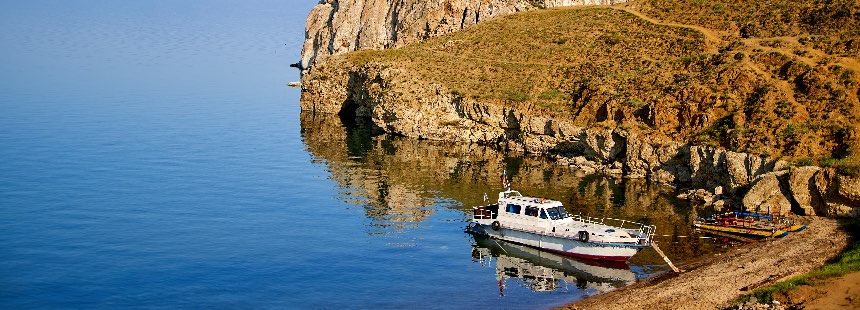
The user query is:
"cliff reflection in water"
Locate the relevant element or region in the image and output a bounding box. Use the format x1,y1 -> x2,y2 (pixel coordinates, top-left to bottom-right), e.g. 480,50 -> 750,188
300,112 -> 724,269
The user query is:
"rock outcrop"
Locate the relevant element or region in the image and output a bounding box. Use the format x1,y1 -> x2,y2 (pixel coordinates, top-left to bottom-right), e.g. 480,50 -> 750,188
813,169 -> 860,217
788,166 -> 824,216
301,53 -> 859,217
738,166 -> 860,217
300,0 -> 627,70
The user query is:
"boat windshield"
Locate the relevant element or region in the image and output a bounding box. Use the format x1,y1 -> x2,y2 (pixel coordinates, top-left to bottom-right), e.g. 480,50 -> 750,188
545,207 -> 568,220
503,191 -> 522,198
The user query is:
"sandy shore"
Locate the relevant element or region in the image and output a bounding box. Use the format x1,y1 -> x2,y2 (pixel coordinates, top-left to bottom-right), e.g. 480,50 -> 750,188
560,217 -> 851,310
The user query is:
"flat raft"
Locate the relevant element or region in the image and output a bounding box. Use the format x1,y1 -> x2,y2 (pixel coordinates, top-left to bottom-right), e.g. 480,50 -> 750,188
693,222 -> 789,238
693,212 -> 807,239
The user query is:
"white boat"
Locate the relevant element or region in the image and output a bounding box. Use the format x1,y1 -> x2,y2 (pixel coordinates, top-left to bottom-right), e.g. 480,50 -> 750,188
467,189 -> 655,262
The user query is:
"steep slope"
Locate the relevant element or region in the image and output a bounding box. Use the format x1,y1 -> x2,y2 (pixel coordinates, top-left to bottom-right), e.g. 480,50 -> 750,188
300,0 -> 627,70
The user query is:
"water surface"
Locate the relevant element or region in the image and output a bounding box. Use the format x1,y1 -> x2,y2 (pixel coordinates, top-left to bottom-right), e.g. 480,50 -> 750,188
1,1 -> 726,309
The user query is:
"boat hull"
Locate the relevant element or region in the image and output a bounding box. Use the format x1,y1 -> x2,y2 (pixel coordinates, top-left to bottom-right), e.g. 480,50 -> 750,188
468,223 -> 644,261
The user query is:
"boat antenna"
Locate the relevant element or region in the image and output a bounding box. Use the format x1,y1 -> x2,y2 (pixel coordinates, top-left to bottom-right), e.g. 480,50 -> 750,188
501,170 -> 511,191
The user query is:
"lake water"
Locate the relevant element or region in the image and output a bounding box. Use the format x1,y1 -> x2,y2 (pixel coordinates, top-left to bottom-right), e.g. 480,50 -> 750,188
0,1 -> 727,309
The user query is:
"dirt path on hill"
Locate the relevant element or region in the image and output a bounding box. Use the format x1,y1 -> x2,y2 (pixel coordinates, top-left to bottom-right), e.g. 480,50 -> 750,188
559,217 -> 851,310
744,36 -> 860,74
613,6 -> 724,54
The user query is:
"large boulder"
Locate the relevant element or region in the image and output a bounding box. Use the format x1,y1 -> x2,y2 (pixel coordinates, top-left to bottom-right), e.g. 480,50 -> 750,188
742,171 -> 793,215
723,151 -> 753,190
812,168 -> 860,217
788,166 -> 824,215
829,174 -> 860,217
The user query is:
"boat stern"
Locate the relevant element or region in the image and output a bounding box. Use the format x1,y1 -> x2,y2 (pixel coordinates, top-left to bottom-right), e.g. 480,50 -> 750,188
466,222 -> 489,235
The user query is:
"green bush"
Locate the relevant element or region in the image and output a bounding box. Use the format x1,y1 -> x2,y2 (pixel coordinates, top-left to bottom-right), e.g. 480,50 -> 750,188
712,2 -> 726,14
624,99 -> 644,107
538,89 -> 563,100
823,157 -> 860,177
527,0 -> 546,9
505,89 -> 530,102
796,157 -> 814,166
601,33 -> 622,45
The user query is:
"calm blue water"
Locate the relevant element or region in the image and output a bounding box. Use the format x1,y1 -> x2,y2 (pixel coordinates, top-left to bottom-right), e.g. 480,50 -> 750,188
0,1 -> 723,309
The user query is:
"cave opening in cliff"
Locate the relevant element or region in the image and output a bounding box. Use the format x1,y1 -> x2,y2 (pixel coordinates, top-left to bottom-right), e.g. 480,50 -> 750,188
337,98 -> 386,158
338,98 -> 372,128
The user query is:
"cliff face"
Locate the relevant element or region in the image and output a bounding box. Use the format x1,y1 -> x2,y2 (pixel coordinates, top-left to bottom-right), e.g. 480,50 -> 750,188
298,1 -> 860,217
300,0 -> 626,70
301,48 -> 859,218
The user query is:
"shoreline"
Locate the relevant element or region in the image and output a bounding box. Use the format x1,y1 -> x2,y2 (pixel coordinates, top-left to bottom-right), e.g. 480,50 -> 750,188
559,217 -> 851,309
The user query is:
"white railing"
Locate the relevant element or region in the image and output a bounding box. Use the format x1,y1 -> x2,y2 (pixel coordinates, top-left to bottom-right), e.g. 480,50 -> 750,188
570,214 -> 655,244
472,206 -> 496,220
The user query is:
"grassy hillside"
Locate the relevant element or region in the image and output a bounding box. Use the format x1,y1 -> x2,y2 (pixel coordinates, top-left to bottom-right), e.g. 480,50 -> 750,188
344,0 -> 859,171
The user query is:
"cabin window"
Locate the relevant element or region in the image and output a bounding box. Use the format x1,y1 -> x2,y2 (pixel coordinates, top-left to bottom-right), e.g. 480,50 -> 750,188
540,209 -> 547,219
525,206 -> 539,217
546,207 -> 569,220
546,208 -> 559,220
558,207 -> 569,218
506,204 -> 521,214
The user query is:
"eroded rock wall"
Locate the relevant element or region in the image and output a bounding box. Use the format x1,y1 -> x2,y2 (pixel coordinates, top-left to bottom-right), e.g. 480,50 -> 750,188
301,56 -> 860,217
300,0 -> 627,70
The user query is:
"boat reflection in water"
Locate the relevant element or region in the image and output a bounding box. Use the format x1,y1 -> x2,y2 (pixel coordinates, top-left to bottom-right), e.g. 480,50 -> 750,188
470,235 -> 636,295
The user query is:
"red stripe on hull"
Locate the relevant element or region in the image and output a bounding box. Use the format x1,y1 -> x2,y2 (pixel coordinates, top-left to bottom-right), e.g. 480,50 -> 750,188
486,235 -> 634,268
544,248 -> 631,262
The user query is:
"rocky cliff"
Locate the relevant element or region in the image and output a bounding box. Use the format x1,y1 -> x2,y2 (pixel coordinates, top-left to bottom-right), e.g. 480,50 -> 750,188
301,55 -> 859,217
299,0 -> 860,217
300,0 -> 626,70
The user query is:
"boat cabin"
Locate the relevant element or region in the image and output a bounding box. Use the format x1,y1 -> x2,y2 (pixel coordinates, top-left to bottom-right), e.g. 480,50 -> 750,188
473,190 -> 568,221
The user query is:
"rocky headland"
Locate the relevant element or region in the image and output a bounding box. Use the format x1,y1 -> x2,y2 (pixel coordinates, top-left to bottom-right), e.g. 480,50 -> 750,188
299,0 -> 859,218
296,1 -> 860,307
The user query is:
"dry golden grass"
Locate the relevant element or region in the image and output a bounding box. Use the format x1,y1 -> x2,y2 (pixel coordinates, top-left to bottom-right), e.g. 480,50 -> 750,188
343,1 -> 859,162
349,8 -> 706,116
